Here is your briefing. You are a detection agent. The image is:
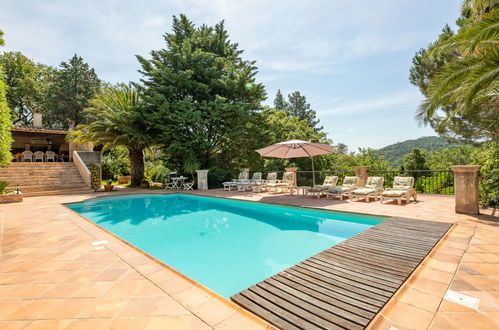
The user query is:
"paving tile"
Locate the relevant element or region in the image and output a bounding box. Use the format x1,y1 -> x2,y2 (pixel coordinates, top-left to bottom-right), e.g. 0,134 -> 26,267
381,300 -> 435,329
394,287 -> 443,313
430,312 -> 498,329
108,317 -> 151,329
65,318 -> 112,330
191,299 -> 239,326
79,297 -> 130,318
213,312 -> 268,329
174,286 -> 213,309
145,315 -> 194,329
5,299 -> 59,320
23,319 -> 73,329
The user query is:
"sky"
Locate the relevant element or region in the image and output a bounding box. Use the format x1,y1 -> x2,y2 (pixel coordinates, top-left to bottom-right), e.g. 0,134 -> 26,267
0,0 -> 462,151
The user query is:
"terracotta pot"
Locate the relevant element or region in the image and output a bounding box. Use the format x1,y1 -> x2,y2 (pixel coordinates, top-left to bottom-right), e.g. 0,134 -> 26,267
118,176 -> 131,184
104,185 -> 114,192
140,183 -> 150,189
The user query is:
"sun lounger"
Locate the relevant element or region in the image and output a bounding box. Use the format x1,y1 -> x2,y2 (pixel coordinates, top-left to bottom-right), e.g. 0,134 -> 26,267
237,172 -> 262,191
307,175 -> 339,198
223,171 -> 249,191
380,176 -> 417,205
351,176 -> 385,202
326,176 -> 359,200
266,172 -> 294,193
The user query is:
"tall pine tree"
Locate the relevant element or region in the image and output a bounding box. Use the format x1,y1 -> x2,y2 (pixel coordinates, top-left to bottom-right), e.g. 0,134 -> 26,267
274,89 -> 287,111
137,15 -> 266,170
43,55 -> 100,128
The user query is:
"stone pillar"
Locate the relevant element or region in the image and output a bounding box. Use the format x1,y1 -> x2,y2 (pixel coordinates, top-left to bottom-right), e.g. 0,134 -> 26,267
285,167 -> 298,186
354,166 -> 369,187
196,170 -> 209,191
451,165 -> 481,215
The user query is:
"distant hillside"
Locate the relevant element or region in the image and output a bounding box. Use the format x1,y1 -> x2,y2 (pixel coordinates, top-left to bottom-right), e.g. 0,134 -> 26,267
377,136 -> 463,166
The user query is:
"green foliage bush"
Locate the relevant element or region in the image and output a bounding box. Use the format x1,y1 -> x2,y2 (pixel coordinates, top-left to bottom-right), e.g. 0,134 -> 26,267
0,180 -> 8,194
101,147 -> 130,180
0,63 -> 13,167
208,167 -> 234,189
144,162 -> 170,183
473,141 -> 499,210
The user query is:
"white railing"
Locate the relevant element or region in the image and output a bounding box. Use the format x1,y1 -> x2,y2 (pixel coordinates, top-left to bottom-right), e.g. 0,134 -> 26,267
72,151 -> 92,187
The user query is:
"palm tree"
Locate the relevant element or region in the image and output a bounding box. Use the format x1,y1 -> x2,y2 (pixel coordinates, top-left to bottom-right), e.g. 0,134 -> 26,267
417,6 -> 499,140
68,85 -> 152,186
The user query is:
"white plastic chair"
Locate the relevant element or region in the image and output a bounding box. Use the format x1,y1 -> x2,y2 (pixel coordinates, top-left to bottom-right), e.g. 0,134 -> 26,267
22,151 -> 33,162
34,151 -> 45,162
45,151 -> 55,162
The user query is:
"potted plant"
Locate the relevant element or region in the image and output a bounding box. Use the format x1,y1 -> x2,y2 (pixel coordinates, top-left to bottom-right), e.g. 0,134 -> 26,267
104,179 -> 114,192
0,181 -> 23,204
140,179 -> 150,189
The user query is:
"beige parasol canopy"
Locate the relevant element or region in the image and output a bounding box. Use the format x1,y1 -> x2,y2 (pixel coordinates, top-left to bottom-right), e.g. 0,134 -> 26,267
255,140 -> 334,185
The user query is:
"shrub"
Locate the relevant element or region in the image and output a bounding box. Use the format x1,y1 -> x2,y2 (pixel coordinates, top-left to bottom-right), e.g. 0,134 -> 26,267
0,64 -> 13,168
144,162 -> 170,183
208,167 -> 233,188
0,180 -> 8,194
101,147 -> 130,180
472,141 -> 499,212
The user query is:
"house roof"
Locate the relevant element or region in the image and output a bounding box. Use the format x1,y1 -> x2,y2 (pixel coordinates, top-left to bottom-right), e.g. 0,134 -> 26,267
12,126 -> 70,135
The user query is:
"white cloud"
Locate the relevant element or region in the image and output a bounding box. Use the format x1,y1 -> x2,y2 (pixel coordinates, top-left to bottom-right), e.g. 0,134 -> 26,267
318,89 -> 422,116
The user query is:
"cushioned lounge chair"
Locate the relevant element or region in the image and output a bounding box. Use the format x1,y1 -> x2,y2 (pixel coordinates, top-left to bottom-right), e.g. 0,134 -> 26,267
380,176 -> 417,205
326,176 -> 359,200
351,176 -> 385,202
223,171 -> 249,191
307,175 -> 339,198
237,172 -> 262,191
252,172 -> 277,193
266,172 -> 294,193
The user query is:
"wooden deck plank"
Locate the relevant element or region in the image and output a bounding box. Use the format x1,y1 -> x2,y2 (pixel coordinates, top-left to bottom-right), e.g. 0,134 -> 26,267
232,217 -> 451,330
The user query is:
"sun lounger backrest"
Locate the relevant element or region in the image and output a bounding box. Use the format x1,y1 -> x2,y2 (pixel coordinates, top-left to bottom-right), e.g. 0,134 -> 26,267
366,176 -> 384,189
238,172 -> 249,181
393,176 -> 414,190
342,176 -> 358,187
252,172 -> 262,181
323,176 -> 339,186
266,172 -> 277,182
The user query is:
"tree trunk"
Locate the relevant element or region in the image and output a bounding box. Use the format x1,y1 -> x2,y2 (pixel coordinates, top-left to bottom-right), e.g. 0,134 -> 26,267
129,148 -> 144,186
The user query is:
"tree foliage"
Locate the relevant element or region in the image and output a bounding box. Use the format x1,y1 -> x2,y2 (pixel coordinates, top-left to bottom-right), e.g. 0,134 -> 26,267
0,51 -> 53,125
272,90 -> 322,132
44,54 -> 100,128
137,14 -> 266,171
410,1 -> 499,142
472,141 -> 499,211
68,85 -> 151,185
0,31 -> 13,167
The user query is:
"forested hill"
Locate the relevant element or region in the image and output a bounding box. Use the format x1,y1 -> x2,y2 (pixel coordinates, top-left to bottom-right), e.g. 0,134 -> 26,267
376,136 -> 463,165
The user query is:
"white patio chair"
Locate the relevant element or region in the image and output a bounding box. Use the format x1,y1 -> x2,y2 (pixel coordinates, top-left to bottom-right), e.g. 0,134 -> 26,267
45,151 -> 56,162
34,151 -> 45,162
22,151 -> 33,162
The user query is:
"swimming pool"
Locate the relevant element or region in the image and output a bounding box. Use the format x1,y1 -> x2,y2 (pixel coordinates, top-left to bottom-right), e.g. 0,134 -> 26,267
66,194 -> 384,298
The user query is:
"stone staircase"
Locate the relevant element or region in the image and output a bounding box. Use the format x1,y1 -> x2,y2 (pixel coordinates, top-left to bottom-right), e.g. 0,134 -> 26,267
0,162 -> 92,197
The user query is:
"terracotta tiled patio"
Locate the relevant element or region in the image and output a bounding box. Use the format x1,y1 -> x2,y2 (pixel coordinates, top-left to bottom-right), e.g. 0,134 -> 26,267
1,188 -> 498,329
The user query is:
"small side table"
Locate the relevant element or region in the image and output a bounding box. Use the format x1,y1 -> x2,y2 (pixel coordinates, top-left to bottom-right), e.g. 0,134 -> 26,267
298,186 -> 311,196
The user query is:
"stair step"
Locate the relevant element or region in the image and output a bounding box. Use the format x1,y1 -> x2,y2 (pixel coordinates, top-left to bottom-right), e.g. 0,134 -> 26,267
23,188 -> 94,197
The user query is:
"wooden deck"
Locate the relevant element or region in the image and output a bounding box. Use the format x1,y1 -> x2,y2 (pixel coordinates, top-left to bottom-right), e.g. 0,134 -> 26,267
231,217 -> 452,329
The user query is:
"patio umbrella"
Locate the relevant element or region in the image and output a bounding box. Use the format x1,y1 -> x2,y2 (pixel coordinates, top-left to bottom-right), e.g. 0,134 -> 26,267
255,139 -> 334,186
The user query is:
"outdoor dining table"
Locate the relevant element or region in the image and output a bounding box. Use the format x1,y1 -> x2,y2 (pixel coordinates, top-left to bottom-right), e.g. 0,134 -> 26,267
171,176 -> 187,189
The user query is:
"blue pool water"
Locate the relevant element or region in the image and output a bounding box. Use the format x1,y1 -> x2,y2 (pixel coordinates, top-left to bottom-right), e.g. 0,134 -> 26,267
66,194 -> 383,298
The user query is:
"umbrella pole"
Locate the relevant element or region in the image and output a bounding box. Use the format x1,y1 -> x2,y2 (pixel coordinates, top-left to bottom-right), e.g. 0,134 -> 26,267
311,157 -> 315,186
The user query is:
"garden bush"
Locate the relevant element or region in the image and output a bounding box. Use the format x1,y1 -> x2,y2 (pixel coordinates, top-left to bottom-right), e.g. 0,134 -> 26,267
208,167 -> 234,188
